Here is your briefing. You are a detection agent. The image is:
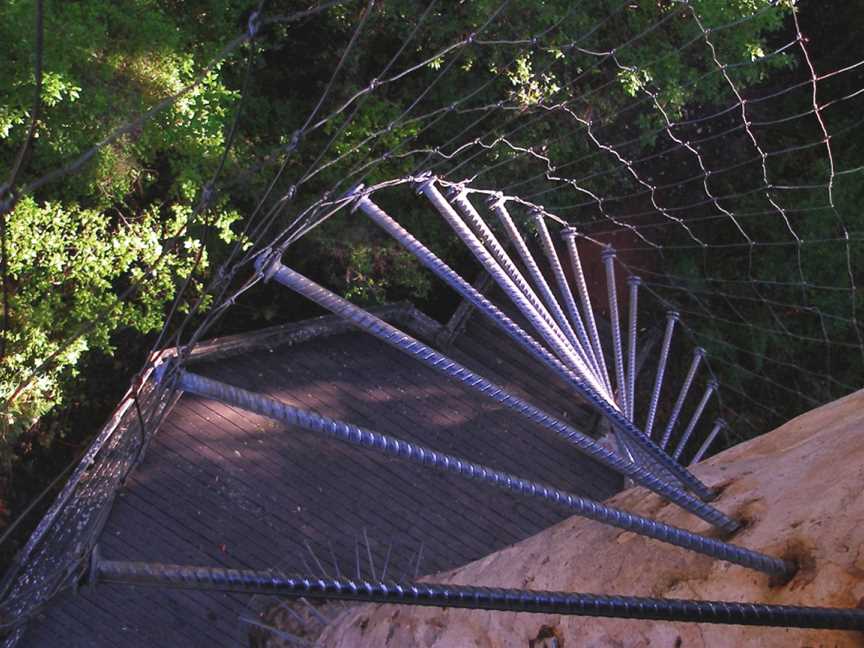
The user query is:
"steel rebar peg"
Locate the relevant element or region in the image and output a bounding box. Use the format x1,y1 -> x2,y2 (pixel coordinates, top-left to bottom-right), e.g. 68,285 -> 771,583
560,227 -> 613,394
645,311 -> 679,439
251,257 -> 733,528
660,347 -> 706,451
317,200 -> 718,502
162,368 -> 786,574
691,419 -> 726,466
89,559 -> 862,629
626,276 -> 641,422
447,186 -> 583,365
259,219 -> 719,504
490,198 -> 609,389
602,247 -> 627,416
416,179 -> 606,398
530,211 -> 600,376
673,381 -> 717,462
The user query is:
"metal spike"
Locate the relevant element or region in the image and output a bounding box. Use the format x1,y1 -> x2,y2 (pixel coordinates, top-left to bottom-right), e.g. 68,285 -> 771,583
298,597 -> 330,626
413,541 -> 425,580
363,527 -> 377,581
380,542 -> 393,581
328,539 -> 342,580
660,347 -> 706,450
304,540 -> 329,578
673,381 -> 718,462
354,537 -> 362,581
645,311 -> 679,438
626,276 -> 641,421
690,418 -> 727,465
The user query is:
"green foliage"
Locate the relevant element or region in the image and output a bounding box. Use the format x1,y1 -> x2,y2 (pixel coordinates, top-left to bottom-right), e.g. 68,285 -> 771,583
0,0 -> 838,465
0,0 -> 246,456
243,0 -> 795,253
342,243 -> 432,306
0,1 -> 244,206
0,196 -> 242,457
322,94 -> 422,184
503,53 -> 561,108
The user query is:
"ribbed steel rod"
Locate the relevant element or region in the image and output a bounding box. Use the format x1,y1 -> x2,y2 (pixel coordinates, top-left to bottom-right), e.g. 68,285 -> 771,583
357,184 -> 613,405
491,198 -> 611,393
163,367 -> 788,575
446,186 -> 588,370
530,211 -> 600,377
626,276 -> 641,422
602,248 -> 627,417
417,179 -> 607,399
673,381 -> 717,462
91,560 -> 860,630
691,419 -> 726,466
660,348 -> 706,451
645,311 -> 679,439
253,259 -> 734,530
560,228 -> 613,394
261,232 -> 717,505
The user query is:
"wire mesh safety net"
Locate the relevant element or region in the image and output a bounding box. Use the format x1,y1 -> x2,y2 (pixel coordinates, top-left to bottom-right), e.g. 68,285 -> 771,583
2,0 -> 864,642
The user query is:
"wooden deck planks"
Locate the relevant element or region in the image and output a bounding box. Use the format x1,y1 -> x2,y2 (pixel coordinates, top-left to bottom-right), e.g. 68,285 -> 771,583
27,329 -> 620,646
236,355 -> 553,542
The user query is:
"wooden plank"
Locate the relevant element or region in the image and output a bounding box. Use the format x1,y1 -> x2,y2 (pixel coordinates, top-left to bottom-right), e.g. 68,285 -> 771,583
270,346 -> 554,539
99,495 -> 252,645
454,315 -> 594,426
299,345 -> 568,535
327,334 -> 618,499
99,509 -> 243,616
145,421 -> 335,560
28,598 -> 106,645
143,423 -> 419,579
166,399 -> 446,571
99,501 -> 248,645
318,332 -> 616,498
121,459 -> 293,570
173,395 -> 445,542
240,351 -> 548,544
29,321 -> 622,646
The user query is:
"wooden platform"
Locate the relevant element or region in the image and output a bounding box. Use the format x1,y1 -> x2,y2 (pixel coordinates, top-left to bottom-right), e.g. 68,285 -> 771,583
23,314 -> 620,646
